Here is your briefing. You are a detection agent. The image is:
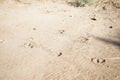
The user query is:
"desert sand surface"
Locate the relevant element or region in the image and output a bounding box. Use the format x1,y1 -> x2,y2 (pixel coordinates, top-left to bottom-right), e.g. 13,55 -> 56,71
0,0 -> 120,80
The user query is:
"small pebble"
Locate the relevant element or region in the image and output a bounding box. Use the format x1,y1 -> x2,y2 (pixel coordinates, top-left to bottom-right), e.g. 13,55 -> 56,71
109,26 -> 113,29
103,6 -> 106,10
91,17 -> 97,21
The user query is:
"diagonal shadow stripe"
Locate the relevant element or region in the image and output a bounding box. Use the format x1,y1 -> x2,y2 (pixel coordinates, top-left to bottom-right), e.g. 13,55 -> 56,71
95,37 -> 120,47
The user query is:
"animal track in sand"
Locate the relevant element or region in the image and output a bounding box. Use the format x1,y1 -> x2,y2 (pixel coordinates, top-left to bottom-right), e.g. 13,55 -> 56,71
76,37 -> 89,43
91,57 -> 120,64
23,38 -> 37,48
89,14 -> 97,21
91,58 -> 106,64
58,29 -> 65,34
24,42 -> 34,48
57,52 -> 63,57
0,40 -> 5,43
32,28 -> 36,31
0,40 -> 5,46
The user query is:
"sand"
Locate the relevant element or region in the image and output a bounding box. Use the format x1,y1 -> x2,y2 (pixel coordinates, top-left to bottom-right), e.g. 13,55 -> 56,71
0,0 -> 120,80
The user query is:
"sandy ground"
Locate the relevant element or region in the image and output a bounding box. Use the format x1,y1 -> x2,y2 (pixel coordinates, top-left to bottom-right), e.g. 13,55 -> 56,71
0,0 -> 120,80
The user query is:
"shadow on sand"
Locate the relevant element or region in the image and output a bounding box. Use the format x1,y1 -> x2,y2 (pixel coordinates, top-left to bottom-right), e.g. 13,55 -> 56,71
93,32 -> 120,47
95,37 -> 120,47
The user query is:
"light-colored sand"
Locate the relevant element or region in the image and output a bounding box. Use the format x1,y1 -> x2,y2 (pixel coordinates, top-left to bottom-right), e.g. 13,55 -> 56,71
0,0 -> 120,80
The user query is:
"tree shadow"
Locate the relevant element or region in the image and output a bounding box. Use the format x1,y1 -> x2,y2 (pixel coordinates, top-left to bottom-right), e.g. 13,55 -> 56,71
93,33 -> 120,47
95,37 -> 120,47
